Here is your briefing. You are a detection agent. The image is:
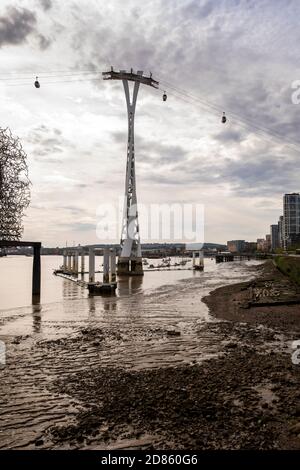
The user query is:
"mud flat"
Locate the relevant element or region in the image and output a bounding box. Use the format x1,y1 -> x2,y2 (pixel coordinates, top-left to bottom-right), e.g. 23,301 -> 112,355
1,261 -> 300,450
203,260 -> 300,332
200,260 -> 300,449
47,261 -> 299,450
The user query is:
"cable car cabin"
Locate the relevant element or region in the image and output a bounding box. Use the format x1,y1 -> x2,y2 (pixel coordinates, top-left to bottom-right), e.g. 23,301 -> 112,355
34,77 -> 40,88
222,112 -> 227,123
163,92 -> 167,101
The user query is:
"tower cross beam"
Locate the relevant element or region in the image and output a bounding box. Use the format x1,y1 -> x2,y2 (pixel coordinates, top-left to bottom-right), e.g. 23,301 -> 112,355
102,69 -> 159,88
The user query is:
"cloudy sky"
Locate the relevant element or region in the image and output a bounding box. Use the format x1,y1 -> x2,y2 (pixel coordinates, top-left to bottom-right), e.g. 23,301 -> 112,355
1,0 -> 300,246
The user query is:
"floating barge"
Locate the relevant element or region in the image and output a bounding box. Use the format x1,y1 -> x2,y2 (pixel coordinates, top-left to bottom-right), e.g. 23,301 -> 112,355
87,281 -> 117,294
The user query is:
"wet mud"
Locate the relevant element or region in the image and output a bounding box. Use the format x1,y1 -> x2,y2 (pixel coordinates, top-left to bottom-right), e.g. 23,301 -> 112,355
1,260 -> 299,449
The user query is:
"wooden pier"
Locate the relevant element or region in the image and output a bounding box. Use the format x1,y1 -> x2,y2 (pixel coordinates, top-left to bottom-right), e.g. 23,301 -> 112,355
216,253 -> 234,263
55,247 -> 117,295
215,252 -> 267,263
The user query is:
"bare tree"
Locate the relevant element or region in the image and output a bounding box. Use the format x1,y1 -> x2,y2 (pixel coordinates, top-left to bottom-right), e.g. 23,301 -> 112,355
0,127 -> 30,240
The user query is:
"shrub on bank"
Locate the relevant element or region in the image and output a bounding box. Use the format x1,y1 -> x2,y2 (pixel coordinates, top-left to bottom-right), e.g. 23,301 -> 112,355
275,256 -> 300,286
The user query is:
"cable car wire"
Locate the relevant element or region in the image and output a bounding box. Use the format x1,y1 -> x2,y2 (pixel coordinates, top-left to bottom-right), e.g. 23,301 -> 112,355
159,78 -> 291,142
0,70 -> 102,81
1,67 -> 299,153
158,77 -> 300,153
3,77 -> 102,87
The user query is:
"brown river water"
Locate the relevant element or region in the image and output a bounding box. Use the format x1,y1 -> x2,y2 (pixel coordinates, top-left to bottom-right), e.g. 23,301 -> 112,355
0,256 -> 261,449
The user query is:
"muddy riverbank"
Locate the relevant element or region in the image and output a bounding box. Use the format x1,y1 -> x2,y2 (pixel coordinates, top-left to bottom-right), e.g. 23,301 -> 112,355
46,261 -> 300,450
1,260 -> 300,450
203,260 -> 300,332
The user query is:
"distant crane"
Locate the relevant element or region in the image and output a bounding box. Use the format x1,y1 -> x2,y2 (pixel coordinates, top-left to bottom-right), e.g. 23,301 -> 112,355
102,67 -> 159,275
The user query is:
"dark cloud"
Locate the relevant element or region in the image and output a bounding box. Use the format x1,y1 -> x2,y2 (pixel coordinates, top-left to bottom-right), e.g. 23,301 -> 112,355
37,33 -> 51,50
213,128 -> 245,143
139,140 -> 187,166
111,131 -> 187,166
29,125 -> 75,162
29,125 -> 68,144
2,1 -> 299,242
0,7 -> 36,47
111,131 -> 127,143
141,143 -> 300,198
224,160 -> 284,191
39,0 -> 53,12
64,0 -> 300,154
34,124 -> 48,133
184,0 -> 215,19
30,203 -> 48,210
61,206 -> 87,215
60,222 -> 95,232
75,222 -> 96,232
35,156 -> 62,163
84,0 -> 300,203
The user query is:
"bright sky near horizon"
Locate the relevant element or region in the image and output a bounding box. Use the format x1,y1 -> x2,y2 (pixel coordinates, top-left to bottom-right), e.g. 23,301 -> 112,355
1,0 -> 300,246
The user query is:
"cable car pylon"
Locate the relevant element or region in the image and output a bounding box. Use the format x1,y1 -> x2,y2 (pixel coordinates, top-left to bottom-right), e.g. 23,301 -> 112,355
102,67 -> 159,276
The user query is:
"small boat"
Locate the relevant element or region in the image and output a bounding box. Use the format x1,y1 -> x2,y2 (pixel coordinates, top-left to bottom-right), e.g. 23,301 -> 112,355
162,261 -> 170,267
194,265 -> 204,271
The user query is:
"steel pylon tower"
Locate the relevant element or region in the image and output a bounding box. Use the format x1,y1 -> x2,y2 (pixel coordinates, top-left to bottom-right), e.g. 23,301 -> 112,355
103,68 -> 159,275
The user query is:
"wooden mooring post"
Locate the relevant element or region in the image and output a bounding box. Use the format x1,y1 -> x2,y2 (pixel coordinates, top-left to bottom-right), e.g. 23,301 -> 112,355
88,247 -> 117,294
0,241 -> 42,297
192,250 -> 204,271
32,243 -> 41,296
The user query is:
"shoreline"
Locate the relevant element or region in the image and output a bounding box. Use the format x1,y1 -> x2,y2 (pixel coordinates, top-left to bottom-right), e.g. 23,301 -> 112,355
37,261 -> 300,449
203,260 -> 300,332
66,261 -> 299,450
1,260 -> 300,450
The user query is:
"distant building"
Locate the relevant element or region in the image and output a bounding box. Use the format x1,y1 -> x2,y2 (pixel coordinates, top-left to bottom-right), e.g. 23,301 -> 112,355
266,234 -> 271,251
257,238 -> 266,251
244,242 -> 257,253
287,233 -> 300,247
227,240 -> 246,253
283,193 -> 300,249
278,216 -> 284,249
270,224 -> 279,251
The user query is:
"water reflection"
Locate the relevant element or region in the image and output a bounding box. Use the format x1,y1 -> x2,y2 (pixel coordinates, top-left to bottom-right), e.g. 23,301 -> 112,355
88,296 -> 96,319
103,297 -> 117,313
117,275 -> 144,296
0,257 -> 263,339
32,295 -> 42,334
87,294 -> 118,320
62,278 -> 82,299
0,256 -> 206,311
